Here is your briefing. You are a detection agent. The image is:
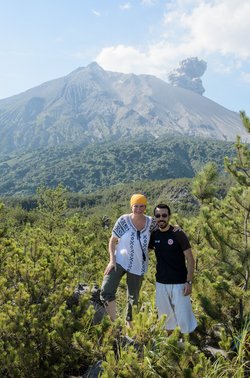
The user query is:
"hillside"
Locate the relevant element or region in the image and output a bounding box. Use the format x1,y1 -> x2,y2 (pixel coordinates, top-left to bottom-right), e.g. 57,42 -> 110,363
0,62 -> 248,156
0,111 -> 249,376
0,135 -> 235,197
0,147 -> 249,376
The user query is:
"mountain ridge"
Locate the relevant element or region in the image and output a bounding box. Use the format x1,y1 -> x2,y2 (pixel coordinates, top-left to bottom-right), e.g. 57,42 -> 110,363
0,135 -> 235,197
0,62 -> 248,156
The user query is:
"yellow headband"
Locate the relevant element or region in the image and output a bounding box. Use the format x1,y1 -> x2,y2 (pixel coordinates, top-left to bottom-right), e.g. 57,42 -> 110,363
130,194 -> 147,207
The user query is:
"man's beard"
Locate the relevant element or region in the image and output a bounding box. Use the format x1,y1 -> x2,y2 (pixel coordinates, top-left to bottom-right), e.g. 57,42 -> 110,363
158,220 -> 168,229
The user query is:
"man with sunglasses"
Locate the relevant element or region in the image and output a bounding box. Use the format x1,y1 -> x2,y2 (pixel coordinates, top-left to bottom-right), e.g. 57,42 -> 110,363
149,203 -> 197,334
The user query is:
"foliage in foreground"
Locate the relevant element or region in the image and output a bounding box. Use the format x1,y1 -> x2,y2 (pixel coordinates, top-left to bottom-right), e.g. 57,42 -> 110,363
0,114 -> 249,377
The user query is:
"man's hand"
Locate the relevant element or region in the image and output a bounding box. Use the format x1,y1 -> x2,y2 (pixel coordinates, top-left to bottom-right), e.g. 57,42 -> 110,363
183,282 -> 192,296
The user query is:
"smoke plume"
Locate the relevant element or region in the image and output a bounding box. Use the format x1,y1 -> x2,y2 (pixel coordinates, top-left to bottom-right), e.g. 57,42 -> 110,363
168,57 -> 207,95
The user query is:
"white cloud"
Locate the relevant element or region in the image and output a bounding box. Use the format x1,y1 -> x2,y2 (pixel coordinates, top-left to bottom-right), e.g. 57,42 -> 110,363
140,0 -> 157,5
96,44 -> 169,79
96,41 -> 194,79
96,0 -> 250,79
96,45 -> 151,74
120,3 -> 131,10
163,0 -> 250,58
214,60 -> 243,75
92,9 -> 101,17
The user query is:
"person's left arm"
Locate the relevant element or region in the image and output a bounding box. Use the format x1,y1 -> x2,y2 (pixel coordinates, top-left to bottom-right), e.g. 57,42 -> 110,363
183,248 -> 195,296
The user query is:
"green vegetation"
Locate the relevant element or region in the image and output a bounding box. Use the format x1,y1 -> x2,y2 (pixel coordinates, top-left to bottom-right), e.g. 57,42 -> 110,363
0,116 -> 249,377
0,135 -> 235,197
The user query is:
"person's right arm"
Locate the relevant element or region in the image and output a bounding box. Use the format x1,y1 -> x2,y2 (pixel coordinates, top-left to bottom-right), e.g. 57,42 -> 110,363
104,235 -> 118,275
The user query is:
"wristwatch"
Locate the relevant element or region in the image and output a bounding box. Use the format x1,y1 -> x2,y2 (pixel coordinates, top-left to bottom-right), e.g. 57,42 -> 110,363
186,280 -> 192,285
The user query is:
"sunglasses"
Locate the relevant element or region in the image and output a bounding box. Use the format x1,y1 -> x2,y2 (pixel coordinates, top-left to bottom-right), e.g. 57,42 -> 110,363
155,213 -> 168,218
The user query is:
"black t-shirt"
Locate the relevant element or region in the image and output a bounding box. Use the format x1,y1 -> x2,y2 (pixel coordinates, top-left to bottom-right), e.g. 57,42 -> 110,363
149,225 -> 191,284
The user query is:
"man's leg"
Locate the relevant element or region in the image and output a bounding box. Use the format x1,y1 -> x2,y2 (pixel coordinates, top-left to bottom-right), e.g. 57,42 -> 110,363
156,282 -> 178,331
172,284 -> 197,334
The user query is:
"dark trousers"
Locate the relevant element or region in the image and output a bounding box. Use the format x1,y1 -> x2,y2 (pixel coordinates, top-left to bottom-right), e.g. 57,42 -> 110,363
100,263 -> 143,321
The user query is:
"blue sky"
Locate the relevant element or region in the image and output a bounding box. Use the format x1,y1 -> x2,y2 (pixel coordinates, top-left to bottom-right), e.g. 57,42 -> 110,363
0,0 -> 250,115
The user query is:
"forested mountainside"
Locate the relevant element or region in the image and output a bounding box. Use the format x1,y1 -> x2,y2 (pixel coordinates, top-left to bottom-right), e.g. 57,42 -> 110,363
0,112 -> 249,377
0,135 -> 235,196
0,62 -> 248,156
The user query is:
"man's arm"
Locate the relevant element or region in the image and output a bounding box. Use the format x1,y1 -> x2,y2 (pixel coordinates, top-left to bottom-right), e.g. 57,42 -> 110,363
104,235 -> 118,275
183,248 -> 195,296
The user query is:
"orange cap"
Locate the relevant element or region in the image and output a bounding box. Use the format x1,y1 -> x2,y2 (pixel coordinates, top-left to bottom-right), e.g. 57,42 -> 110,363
130,194 -> 147,207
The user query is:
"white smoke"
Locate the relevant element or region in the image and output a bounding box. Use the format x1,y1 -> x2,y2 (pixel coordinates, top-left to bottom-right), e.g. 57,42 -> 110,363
168,57 -> 207,95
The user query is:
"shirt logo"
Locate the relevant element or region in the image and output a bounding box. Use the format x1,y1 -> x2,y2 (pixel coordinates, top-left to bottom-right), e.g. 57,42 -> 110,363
155,240 -> 160,243
168,239 -> 174,245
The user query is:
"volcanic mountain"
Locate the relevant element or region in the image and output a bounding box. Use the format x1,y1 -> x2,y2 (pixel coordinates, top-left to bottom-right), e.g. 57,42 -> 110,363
0,62 -> 248,155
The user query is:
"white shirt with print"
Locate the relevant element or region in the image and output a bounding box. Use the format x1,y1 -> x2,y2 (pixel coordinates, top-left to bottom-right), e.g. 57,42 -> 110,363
112,214 -> 156,276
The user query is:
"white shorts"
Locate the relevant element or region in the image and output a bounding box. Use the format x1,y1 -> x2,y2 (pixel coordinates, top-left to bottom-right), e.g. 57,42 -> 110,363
156,282 -> 197,334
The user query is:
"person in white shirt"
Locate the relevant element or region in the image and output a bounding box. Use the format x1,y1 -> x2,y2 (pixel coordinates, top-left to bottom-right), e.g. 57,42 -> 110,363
100,193 -> 156,327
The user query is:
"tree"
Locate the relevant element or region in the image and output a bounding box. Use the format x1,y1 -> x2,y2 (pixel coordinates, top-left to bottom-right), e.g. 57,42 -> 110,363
36,184 -> 68,233
223,111 -> 250,321
191,112 -> 250,329
192,162 -> 218,204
